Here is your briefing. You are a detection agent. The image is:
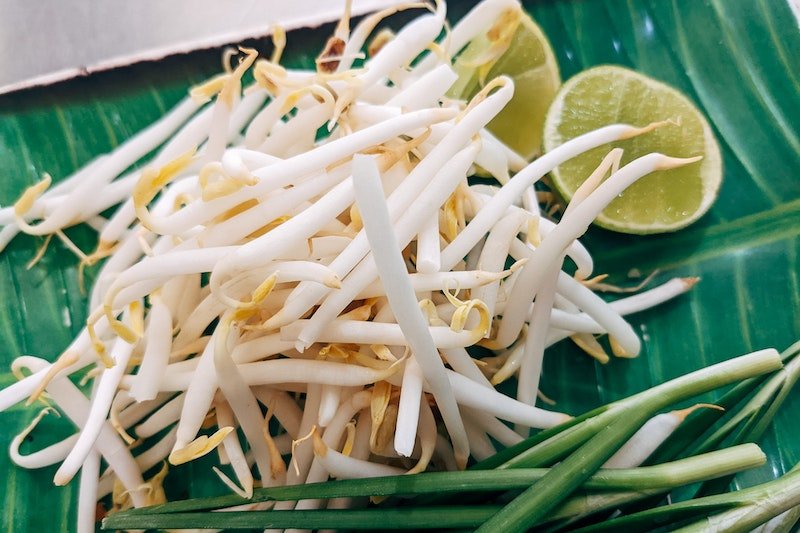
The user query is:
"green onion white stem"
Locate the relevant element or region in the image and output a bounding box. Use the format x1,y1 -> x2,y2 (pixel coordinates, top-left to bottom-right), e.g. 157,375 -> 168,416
603,405 -> 711,468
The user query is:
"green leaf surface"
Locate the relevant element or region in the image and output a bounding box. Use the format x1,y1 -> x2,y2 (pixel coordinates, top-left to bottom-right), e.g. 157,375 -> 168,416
0,0 -> 798,531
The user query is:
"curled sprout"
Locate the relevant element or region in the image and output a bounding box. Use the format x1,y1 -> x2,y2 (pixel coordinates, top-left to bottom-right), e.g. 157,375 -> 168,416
132,147 -> 196,232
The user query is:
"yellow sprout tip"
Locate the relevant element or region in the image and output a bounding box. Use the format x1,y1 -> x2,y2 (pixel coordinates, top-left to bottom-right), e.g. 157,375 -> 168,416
620,119 -> 680,140
682,276 -> 701,289
168,427 -> 234,466
312,430 -> 328,457
14,174 -> 52,216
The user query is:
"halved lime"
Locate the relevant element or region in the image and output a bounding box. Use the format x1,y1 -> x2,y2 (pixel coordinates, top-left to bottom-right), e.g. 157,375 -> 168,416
544,65 -> 722,234
450,7 -> 560,160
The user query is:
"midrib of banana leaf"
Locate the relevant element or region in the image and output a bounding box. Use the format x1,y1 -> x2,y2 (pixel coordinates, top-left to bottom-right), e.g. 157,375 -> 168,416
0,0 -> 798,531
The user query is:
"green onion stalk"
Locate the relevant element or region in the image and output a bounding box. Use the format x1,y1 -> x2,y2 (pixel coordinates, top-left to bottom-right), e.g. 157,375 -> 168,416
103,445 -> 766,530
574,463 -> 800,533
104,349 -> 782,531
107,444 -> 764,515
474,348 -> 782,533
485,342 -> 800,530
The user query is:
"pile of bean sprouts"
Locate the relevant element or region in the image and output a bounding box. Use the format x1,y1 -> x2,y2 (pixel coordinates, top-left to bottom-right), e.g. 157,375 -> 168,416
0,0 -> 702,530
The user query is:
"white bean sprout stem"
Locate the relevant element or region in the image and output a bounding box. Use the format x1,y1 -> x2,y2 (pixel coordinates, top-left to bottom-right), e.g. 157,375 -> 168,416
0,1 -> 703,524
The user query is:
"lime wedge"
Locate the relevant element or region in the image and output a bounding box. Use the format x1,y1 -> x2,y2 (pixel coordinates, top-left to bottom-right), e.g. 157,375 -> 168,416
450,7 -> 560,160
544,65 -> 722,234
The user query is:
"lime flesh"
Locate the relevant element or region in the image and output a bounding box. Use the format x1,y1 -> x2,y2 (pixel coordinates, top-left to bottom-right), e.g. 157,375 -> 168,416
451,9 -> 560,160
544,65 -> 722,234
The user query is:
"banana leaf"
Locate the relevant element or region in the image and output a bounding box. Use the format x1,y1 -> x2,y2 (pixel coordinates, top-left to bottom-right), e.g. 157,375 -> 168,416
0,0 -> 798,530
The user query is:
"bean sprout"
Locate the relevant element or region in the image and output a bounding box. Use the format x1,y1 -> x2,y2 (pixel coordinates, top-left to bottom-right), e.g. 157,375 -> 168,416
0,2 -> 702,525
